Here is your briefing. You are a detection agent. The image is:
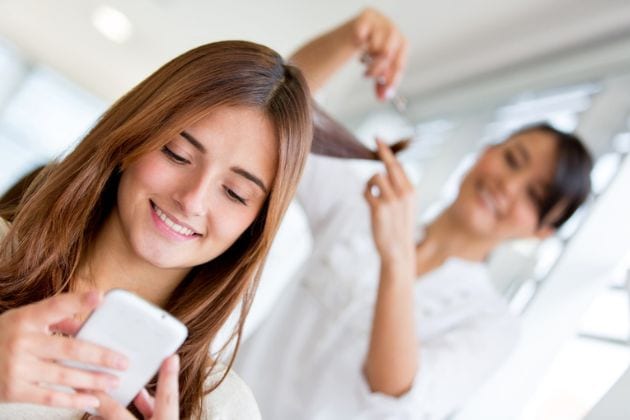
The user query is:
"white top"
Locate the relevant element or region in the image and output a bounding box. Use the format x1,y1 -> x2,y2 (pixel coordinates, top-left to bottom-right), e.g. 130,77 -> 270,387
235,155 -> 520,420
0,218 -> 261,419
0,368 -> 260,419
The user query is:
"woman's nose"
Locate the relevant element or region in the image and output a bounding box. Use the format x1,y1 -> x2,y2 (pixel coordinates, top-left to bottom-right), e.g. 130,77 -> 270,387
498,172 -> 525,200
173,175 -> 211,217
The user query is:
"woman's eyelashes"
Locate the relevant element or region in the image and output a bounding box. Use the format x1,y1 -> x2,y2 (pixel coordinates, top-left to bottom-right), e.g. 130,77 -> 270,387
161,144 -> 249,205
162,145 -> 191,165
223,186 -> 248,205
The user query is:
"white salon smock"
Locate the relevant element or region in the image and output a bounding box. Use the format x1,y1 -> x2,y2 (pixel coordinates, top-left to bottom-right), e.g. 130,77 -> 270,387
235,155 -> 519,420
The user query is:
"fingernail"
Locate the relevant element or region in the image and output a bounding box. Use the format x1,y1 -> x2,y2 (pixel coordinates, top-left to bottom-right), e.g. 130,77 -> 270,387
85,396 -> 100,407
385,88 -> 396,100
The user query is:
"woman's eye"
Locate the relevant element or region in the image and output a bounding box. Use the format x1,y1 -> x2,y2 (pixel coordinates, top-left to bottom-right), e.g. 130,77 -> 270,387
161,146 -> 190,164
504,150 -> 519,169
224,186 -> 247,205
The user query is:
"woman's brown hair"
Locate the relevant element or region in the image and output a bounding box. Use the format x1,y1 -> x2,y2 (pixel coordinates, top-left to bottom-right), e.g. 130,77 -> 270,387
0,40 -> 315,418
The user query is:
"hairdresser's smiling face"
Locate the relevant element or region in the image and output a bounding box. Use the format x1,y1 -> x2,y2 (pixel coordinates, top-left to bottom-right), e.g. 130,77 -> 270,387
452,130 -> 558,241
116,106 -> 277,268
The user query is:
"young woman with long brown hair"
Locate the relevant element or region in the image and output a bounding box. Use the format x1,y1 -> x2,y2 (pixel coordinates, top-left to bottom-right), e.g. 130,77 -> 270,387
236,9 -> 594,420
0,40 -> 316,419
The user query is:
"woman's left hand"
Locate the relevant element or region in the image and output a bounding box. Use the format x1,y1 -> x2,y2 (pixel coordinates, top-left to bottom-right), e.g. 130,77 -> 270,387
90,355 -> 180,420
364,139 -> 416,264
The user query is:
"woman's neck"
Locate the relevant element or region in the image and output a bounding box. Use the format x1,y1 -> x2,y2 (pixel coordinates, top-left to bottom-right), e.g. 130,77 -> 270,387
415,208 -> 497,276
75,209 -> 189,308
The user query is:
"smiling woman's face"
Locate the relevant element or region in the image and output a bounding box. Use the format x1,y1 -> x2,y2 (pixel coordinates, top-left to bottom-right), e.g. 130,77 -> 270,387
452,130 -> 559,241
115,105 -> 278,269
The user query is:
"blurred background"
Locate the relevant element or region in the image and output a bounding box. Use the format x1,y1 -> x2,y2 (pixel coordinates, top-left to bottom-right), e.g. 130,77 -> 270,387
1,1 -> 630,418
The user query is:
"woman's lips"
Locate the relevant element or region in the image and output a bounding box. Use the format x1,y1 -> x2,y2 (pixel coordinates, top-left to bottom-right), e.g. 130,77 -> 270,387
150,200 -> 201,241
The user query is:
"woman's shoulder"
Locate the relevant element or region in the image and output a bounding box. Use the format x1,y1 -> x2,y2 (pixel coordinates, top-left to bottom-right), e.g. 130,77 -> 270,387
203,365 -> 261,420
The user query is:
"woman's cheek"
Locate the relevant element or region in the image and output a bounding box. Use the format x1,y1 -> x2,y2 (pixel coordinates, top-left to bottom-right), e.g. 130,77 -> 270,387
210,204 -> 256,246
510,201 -> 540,235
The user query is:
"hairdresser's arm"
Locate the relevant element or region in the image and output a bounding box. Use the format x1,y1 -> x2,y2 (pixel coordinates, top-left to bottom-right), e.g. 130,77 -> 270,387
362,140 -> 418,396
290,8 -> 408,100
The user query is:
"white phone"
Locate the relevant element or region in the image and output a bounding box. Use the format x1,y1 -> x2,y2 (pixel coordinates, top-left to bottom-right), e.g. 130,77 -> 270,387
66,289 -> 188,412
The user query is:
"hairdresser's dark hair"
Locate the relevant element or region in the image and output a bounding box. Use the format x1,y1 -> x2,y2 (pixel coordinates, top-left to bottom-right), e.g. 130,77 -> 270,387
511,123 -> 593,229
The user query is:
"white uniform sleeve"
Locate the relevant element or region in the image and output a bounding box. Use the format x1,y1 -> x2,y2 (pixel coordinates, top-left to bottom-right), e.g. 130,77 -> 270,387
296,155 -> 365,240
354,309 -> 520,420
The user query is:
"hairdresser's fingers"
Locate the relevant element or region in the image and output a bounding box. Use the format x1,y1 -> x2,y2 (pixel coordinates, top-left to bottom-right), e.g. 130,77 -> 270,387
390,37 -> 408,91
17,383 -> 101,410
366,31 -> 402,85
29,334 -> 128,371
367,173 -> 395,202
93,392 -> 136,420
30,359 -> 119,392
364,181 -> 379,209
23,291 -> 101,330
376,38 -> 408,100
134,388 -> 156,418
153,355 -> 180,420
375,139 -> 412,192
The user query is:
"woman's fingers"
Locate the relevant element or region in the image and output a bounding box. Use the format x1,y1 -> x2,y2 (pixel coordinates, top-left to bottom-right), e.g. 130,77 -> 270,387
31,359 -> 119,392
93,392 -> 135,420
96,355 -> 179,420
153,355 -> 180,420
375,139 -> 411,192
366,173 -> 395,203
18,383 -> 100,410
49,318 -> 83,336
354,8 -> 407,100
29,334 -> 128,371
134,388 -> 156,418
24,291 -> 101,330
366,31 -> 402,81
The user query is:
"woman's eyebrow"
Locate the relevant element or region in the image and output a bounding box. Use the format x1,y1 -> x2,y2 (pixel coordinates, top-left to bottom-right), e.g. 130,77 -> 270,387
180,131 -> 206,153
231,167 -> 268,194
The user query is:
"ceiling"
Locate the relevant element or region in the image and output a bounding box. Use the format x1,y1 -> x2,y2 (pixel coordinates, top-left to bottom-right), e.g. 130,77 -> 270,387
1,0 -> 630,120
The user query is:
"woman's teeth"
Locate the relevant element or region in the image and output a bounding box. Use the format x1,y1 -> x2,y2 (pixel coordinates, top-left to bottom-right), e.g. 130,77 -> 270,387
154,205 -> 196,236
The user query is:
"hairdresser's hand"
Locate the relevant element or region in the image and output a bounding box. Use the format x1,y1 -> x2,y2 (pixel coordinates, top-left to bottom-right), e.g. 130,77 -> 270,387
92,355 -> 180,420
364,139 -> 416,265
353,8 -> 408,101
0,291 -> 128,410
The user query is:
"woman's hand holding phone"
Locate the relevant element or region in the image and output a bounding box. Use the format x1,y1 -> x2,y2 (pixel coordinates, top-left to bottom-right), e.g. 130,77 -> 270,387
0,291 -> 128,410
92,355 -> 180,420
